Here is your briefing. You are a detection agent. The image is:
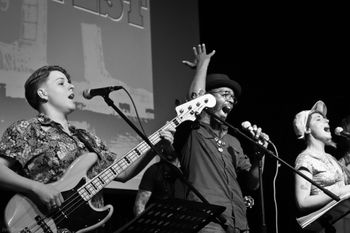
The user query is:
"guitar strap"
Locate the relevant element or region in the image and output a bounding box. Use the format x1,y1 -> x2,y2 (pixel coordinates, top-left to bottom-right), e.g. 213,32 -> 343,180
74,129 -> 103,160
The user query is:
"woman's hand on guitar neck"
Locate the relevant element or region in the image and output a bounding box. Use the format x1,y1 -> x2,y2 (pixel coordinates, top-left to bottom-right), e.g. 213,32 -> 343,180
31,182 -> 64,212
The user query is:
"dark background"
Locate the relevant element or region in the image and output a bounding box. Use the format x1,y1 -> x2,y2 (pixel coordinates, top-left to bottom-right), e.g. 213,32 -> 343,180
196,2 -> 349,233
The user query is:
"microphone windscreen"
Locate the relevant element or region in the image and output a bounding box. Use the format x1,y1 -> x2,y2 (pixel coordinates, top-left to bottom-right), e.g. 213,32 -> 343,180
82,89 -> 91,99
241,121 -> 252,129
335,127 -> 344,136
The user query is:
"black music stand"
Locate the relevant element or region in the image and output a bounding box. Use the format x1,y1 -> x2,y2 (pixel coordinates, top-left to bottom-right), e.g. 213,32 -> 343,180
113,198 -> 226,233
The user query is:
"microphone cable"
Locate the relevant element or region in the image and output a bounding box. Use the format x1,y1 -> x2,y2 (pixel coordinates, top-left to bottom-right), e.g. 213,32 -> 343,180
267,140 -> 281,233
241,121 -> 280,233
118,87 -> 148,137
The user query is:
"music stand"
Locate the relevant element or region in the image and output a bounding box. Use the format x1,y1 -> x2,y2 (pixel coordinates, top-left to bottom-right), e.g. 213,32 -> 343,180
113,198 -> 226,233
297,194 -> 350,232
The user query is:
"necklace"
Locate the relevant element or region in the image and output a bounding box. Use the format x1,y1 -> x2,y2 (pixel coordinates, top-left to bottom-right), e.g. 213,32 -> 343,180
214,137 -> 226,152
206,127 -> 226,153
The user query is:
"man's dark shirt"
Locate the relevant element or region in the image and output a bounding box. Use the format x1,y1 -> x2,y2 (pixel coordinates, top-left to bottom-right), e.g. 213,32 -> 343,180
174,121 -> 251,231
139,161 -> 177,205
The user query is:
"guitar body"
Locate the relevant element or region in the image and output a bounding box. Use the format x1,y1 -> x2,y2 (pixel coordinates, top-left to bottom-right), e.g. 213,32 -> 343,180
5,153 -> 113,233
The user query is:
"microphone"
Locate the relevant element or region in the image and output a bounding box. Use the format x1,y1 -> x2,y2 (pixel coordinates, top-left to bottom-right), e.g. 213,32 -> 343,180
83,86 -> 123,99
241,121 -> 270,143
334,127 -> 350,139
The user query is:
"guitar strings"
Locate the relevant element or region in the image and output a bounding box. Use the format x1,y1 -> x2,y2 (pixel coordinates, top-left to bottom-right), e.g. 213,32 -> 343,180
24,145 -> 142,232
24,146 -> 141,233
23,121 -> 178,233
52,127 -> 165,226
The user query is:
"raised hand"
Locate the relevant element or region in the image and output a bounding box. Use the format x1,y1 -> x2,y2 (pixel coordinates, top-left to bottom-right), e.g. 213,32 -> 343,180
182,43 -> 216,69
241,121 -> 269,148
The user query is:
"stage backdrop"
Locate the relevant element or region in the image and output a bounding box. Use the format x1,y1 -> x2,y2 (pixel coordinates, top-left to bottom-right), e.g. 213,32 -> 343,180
0,0 -> 199,190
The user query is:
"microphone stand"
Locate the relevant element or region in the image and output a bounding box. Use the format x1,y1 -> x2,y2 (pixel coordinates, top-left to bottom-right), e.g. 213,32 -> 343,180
258,156 -> 266,233
101,94 -> 228,229
204,109 -> 340,233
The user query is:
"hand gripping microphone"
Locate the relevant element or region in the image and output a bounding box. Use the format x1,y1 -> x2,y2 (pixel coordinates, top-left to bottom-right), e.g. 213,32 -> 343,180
241,121 -> 270,143
83,86 -> 123,99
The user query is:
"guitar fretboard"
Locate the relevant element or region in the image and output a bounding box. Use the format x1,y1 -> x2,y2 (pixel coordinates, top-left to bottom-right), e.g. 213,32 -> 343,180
78,117 -> 181,201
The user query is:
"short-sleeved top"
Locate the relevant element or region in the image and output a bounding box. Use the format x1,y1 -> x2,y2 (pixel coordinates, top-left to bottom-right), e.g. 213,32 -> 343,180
0,113 -> 117,208
138,161 -> 177,205
175,121 -> 251,231
295,151 -> 349,195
